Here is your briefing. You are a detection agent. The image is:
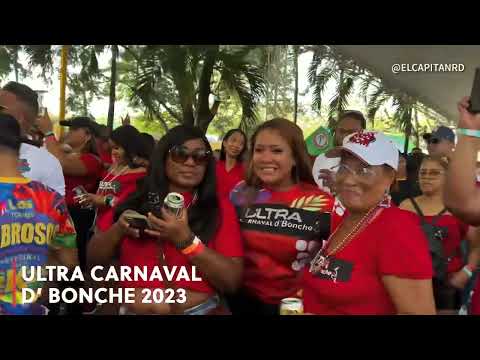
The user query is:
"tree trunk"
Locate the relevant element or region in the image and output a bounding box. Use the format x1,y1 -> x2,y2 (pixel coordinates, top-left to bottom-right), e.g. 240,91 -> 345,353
273,83 -> 278,117
107,45 -> 118,133
414,107 -> 420,148
196,45 -> 219,133
337,69 -> 344,116
293,45 -> 299,124
13,47 -> 19,82
404,108 -> 412,154
82,90 -> 88,115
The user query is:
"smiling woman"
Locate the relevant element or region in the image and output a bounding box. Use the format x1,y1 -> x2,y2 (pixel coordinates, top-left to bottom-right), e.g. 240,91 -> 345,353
87,125 -> 244,315
302,131 -> 436,315
227,118 -> 334,315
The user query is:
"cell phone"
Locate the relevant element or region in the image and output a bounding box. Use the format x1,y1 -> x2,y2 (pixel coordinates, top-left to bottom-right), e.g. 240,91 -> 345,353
125,216 -> 149,230
123,210 -> 150,230
468,68 -> 480,114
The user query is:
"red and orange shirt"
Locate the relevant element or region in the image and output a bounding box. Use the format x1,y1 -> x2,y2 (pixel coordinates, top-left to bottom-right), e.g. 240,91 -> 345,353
230,181 -> 334,304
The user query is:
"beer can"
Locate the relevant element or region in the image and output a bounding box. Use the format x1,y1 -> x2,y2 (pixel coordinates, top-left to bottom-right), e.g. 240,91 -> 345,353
279,298 -> 304,315
73,185 -> 87,197
72,186 -> 92,209
163,192 -> 184,217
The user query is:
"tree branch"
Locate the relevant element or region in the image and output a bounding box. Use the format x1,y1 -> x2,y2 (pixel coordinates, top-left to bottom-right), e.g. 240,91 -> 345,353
158,100 -> 182,122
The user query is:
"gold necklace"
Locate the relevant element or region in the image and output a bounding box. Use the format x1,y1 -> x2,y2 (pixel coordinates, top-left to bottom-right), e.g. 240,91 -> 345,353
309,205 -> 381,274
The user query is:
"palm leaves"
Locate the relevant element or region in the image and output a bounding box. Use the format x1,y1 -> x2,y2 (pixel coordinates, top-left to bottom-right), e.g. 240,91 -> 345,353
217,48 -> 266,132
307,45 -> 447,149
124,45 -> 266,134
308,45 -> 361,123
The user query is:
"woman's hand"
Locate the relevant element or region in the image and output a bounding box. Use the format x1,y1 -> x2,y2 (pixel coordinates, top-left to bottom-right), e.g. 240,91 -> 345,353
145,207 -> 192,248
117,211 -> 140,238
448,269 -> 470,289
77,193 -> 105,208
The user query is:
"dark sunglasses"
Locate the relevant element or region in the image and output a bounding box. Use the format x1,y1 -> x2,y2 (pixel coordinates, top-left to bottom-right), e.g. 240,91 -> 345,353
169,145 -> 212,165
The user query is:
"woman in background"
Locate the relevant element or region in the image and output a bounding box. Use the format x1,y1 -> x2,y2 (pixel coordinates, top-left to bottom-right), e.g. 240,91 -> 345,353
38,114 -> 103,273
216,129 -> 247,199
400,156 -> 479,313
81,125 -> 147,232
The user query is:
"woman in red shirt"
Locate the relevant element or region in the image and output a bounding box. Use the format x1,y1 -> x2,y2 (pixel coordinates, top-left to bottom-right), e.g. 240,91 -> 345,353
38,114 -> 103,273
302,130 -> 436,315
80,125 -> 147,232
399,156 -> 479,313
216,129 -> 247,199
87,125 -> 243,315
227,118 -> 334,315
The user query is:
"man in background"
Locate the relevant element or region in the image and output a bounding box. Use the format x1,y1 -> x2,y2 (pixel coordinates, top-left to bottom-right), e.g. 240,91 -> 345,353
312,110 -> 366,194
423,125 -> 456,158
0,82 -> 65,196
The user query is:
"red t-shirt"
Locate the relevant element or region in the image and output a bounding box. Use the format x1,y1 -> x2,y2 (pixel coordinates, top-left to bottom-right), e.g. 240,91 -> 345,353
230,181 -> 334,304
301,206 -> 433,315
215,160 -> 245,199
64,153 -> 103,206
95,170 -> 146,232
413,214 -> 468,275
119,192 -> 243,294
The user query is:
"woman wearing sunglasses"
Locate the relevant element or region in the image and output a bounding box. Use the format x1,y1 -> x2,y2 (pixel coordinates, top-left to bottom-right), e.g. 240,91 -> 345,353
87,125 -> 243,315
400,156 -> 479,314
216,129 -> 247,199
302,131 -> 436,315
227,118 -> 334,315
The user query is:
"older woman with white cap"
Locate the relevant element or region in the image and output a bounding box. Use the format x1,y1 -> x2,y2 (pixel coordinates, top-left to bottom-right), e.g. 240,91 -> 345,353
301,131 -> 436,315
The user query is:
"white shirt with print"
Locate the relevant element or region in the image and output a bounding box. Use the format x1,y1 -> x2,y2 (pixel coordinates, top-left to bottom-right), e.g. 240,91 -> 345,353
312,154 -> 340,194
19,143 -> 66,196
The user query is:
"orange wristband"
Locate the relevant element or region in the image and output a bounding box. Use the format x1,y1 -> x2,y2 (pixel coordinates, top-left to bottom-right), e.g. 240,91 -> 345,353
181,237 -> 205,258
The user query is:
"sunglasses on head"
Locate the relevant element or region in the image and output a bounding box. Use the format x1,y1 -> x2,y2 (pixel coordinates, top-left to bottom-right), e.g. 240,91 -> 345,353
169,145 -> 211,165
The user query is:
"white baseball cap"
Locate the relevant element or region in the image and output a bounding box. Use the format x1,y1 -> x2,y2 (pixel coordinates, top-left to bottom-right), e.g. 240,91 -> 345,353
326,130 -> 399,170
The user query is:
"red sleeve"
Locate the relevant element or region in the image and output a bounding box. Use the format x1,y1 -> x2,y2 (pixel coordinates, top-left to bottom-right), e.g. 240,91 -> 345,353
80,153 -> 103,176
167,198 -> 243,294
208,198 -> 244,257
376,208 -> 433,279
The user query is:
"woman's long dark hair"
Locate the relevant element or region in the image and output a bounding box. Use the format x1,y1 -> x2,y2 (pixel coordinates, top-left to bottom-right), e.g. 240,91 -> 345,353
115,125 -> 219,244
219,128 -> 247,162
110,125 -> 142,169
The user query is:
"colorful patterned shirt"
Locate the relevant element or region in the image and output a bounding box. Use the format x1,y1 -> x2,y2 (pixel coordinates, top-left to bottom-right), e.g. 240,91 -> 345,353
0,177 -> 76,315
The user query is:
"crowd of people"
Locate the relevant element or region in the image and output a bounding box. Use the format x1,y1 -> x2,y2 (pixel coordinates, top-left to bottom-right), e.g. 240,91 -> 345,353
0,80 -> 480,315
